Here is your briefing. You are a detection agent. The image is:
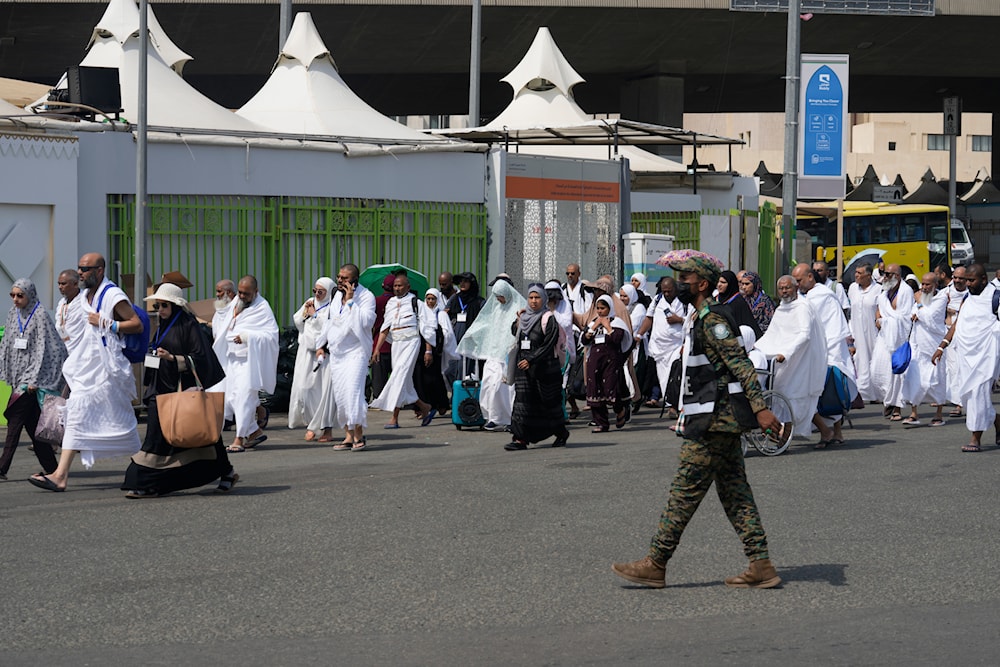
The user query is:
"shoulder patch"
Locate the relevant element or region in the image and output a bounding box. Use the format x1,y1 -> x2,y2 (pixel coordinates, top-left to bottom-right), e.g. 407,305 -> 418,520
712,323 -> 731,339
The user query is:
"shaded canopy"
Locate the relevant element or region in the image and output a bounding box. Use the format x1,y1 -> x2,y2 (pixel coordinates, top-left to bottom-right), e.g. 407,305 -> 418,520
845,164 -> 879,201
903,168 -> 949,205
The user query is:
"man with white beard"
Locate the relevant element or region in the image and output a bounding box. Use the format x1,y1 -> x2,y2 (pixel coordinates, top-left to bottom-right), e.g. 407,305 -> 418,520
932,264 -> 1000,452
870,264 -> 914,421
753,275 -> 828,439
901,273 -> 948,425
211,275 -> 279,452
790,263 -> 856,447
847,263 -> 880,402
212,280 -> 237,336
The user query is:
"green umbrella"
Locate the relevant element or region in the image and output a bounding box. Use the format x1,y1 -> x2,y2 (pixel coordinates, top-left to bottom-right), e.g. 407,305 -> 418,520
359,263 -> 430,298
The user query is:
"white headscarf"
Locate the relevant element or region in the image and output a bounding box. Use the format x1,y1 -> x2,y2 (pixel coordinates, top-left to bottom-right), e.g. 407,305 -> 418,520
456,278 -> 527,362
620,284 -> 639,313
593,294 -> 633,353
314,277 -> 335,307
630,272 -> 650,296
424,288 -> 445,313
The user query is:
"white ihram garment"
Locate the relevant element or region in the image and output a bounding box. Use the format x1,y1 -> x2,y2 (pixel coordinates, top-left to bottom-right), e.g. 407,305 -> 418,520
55,293 -> 87,356
847,281 -> 880,401
61,279 -> 140,468
645,295 -> 687,400
210,295 -> 279,437
870,282 -> 914,407
370,295 -> 429,411
804,285 -> 857,426
950,284 -> 1000,432
310,286 -> 376,430
480,358 -> 513,425
901,291 -> 948,407
754,298 -> 828,435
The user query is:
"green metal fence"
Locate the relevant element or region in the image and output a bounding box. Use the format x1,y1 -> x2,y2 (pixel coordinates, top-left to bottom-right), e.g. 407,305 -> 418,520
109,195 -> 487,325
756,202 -> 779,296
630,210 -> 701,249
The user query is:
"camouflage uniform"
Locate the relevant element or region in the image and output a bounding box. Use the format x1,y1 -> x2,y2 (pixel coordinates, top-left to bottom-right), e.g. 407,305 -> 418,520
649,298 -> 772,565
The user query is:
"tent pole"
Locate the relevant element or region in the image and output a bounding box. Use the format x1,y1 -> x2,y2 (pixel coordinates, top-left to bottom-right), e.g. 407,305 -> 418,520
279,0 -> 292,50
469,0 -> 481,127
135,0 -> 148,304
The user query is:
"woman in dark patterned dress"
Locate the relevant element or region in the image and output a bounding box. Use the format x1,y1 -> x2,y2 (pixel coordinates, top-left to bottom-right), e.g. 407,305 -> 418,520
505,283 -> 570,451
582,295 -> 631,432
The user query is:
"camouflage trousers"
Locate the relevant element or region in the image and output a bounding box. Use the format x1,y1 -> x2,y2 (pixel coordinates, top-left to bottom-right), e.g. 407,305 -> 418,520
648,431 -> 770,564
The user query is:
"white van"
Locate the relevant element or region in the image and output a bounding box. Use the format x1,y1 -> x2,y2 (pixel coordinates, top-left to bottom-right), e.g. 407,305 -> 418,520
950,218 -> 974,267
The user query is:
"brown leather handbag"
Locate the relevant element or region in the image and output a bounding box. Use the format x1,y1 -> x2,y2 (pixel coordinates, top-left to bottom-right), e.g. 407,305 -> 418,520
156,359 -> 225,448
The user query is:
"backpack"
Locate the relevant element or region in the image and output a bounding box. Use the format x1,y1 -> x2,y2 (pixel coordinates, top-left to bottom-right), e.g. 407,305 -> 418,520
96,283 -> 151,363
541,311 -> 569,363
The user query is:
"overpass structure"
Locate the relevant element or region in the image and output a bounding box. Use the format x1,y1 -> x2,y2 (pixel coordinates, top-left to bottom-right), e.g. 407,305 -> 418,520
1,2 -> 999,161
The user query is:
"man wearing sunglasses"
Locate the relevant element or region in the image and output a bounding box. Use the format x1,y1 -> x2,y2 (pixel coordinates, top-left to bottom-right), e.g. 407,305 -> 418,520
29,253 -> 143,493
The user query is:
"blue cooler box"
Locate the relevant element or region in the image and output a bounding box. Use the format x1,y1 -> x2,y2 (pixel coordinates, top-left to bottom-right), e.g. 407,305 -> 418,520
451,378 -> 484,430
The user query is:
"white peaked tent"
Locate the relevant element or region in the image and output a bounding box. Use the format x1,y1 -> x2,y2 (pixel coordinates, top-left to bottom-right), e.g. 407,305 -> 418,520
471,27 -> 685,172
35,0 -> 192,105
237,13 -> 442,142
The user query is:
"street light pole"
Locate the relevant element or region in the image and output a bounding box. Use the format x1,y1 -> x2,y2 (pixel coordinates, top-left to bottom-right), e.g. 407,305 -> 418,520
468,0 -> 481,128
135,0 -> 148,303
781,0 -> 801,274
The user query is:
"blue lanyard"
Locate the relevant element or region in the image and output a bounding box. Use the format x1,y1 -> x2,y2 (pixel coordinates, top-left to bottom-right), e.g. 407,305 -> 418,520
458,296 -> 468,312
151,311 -> 179,349
316,301 -> 330,314
17,302 -> 39,335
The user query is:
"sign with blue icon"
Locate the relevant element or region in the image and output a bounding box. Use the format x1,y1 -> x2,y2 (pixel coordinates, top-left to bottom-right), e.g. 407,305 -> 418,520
799,53 -> 849,199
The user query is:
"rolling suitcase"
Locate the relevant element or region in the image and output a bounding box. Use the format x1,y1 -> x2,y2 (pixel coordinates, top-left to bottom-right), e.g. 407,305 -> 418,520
452,358 -> 485,430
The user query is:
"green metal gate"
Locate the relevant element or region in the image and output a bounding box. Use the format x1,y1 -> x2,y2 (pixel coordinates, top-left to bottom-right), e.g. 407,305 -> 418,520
756,202 -> 778,295
630,210 -> 701,249
109,195 -> 487,324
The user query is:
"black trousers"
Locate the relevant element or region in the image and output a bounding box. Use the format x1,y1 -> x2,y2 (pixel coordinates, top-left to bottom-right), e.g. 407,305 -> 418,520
0,391 -> 57,476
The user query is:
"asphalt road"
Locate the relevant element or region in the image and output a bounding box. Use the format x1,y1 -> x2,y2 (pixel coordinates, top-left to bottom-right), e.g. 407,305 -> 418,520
1,401 -> 997,665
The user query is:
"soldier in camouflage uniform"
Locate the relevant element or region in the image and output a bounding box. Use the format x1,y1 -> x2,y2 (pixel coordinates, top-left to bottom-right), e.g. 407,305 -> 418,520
612,250 -> 783,589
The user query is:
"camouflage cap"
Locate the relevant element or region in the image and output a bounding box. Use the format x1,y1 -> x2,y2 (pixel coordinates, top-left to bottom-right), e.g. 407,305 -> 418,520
655,249 -> 726,283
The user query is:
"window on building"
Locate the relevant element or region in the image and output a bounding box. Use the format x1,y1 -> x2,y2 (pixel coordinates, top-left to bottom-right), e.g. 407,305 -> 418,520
888,141 -> 896,151
972,135 -> 992,152
927,134 -> 948,151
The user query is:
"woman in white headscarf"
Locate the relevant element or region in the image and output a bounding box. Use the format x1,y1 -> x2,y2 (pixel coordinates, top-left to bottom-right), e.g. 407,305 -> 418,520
0,279 -> 67,480
414,288 -> 459,419
619,284 -> 649,407
630,272 -> 654,307
289,277 -> 335,436
457,277 -> 526,431
582,294 -> 632,432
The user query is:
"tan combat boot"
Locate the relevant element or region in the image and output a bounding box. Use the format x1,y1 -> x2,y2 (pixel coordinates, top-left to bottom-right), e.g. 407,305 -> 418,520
611,556 -> 666,588
725,558 -> 781,589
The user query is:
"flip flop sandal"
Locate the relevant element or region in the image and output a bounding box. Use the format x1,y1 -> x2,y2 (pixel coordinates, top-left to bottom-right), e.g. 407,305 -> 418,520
930,419 -> 946,426
226,443 -> 246,453
901,418 -> 920,425
304,431 -> 317,442
889,414 -> 903,421
950,409 -> 963,417
814,439 -> 831,449
256,406 -> 270,430
244,434 -> 267,449
351,438 -> 367,451
961,443 -> 982,452
216,470 -> 240,493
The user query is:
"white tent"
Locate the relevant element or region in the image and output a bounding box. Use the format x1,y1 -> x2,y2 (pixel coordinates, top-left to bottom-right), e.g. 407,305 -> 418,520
237,13 -> 443,142
466,27 -> 685,173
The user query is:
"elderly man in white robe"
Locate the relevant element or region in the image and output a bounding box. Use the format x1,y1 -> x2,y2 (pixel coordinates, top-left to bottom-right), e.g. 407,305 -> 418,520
211,275 -> 279,453
847,263 -> 880,402
871,264 -> 914,421
211,279 -> 237,341
754,275 -> 828,440
791,263 -> 857,447
944,266 -> 969,417
932,264 -> 1000,452
311,263 -> 377,450
456,276 -> 526,432
29,253 -> 142,492
288,276 -> 335,434
55,269 -> 87,355
813,261 -> 850,314
371,274 -> 433,428
901,272 -> 948,426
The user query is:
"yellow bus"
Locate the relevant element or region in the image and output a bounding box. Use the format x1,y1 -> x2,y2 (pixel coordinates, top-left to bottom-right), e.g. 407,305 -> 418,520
795,201 -> 951,281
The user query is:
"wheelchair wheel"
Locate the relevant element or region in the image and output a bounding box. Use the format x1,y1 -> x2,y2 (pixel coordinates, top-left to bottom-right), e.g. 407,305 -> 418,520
745,390 -> 794,457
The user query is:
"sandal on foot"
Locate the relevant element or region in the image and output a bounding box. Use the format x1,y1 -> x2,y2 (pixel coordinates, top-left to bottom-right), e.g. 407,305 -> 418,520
591,426 -> 609,433
615,413 -> 627,429
351,438 -> 367,451
950,408 -> 963,417
930,418 -> 946,426
256,405 -> 270,430
962,443 -> 981,452
829,438 -> 844,446
901,417 -> 920,425
244,433 -> 267,449
814,439 -> 831,450
332,441 -> 353,451
304,430 -> 317,442
216,470 -> 240,493
226,443 -> 246,453
889,414 -> 903,421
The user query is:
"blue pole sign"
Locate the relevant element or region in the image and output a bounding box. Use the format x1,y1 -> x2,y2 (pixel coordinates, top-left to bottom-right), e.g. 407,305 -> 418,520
798,54 -> 849,199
